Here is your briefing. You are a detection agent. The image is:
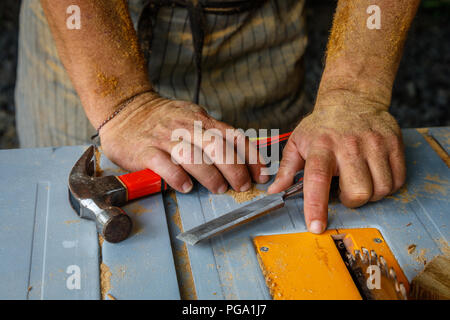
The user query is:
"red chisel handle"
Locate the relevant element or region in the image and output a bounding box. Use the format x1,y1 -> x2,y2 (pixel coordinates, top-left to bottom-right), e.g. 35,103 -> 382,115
117,169 -> 167,200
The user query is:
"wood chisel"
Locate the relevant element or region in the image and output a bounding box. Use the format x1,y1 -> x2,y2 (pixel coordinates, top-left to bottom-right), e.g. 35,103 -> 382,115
177,176 -> 339,245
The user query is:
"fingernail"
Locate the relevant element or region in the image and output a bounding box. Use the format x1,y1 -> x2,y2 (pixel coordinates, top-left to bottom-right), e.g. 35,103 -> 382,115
309,220 -> 325,234
182,181 -> 193,193
240,181 -> 252,192
218,184 -> 228,194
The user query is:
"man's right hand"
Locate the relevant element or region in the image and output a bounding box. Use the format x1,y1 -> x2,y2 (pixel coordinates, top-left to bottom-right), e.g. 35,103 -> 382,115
100,92 -> 269,194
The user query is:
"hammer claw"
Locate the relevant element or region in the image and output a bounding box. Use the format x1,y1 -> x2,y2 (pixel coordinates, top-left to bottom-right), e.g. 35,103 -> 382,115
68,145 -> 169,244
71,145 -> 95,177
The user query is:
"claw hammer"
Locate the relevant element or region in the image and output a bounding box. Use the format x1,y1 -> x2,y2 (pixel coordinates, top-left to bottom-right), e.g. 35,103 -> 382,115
68,145 -> 167,243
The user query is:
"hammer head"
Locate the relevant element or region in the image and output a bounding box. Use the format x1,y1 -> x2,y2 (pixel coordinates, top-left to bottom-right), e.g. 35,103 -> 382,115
68,146 -> 132,243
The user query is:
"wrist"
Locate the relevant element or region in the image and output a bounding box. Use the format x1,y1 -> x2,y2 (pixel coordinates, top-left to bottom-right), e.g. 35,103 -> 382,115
96,90 -> 161,137
314,87 -> 390,114
316,55 -> 395,112
87,86 -> 158,129
316,75 -> 392,113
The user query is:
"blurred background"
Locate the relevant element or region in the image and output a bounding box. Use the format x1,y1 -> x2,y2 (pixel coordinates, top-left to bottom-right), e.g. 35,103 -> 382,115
0,0 -> 449,149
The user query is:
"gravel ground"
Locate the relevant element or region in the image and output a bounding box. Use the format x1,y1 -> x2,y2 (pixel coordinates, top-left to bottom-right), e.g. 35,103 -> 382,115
0,0 -> 20,149
0,0 -> 449,149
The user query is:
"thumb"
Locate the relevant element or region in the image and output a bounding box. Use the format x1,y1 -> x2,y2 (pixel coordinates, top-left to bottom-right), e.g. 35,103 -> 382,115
268,139 -> 305,194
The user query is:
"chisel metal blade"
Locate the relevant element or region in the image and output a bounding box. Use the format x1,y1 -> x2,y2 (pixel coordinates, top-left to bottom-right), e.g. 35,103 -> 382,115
177,192 -> 286,245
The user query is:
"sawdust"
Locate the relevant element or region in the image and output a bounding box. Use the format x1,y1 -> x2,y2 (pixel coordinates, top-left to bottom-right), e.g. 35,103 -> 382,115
414,248 -> 429,265
168,190 -> 177,203
91,0 -> 145,66
225,185 -> 266,204
424,174 -> 449,185
96,71 -> 118,97
172,207 -> 183,231
386,184 -> 416,203
64,219 -> 80,225
113,0 -> 144,64
386,12 -> 410,62
326,0 -> 354,60
115,265 -> 127,279
98,234 -> 104,247
168,190 -> 184,231
438,239 -> 450,257
423,182 -> 447,196
100,263 -> 112,300
94,147 -> 104,177
407,244 -> 417,255
128,203 -> 150,216
255,252 -> 283,299
175,243 -> 198,300
417,128 -> 450,168
328,206 -> 337,215
314,238 -> 330,270
166,189 -> 197,299
105,167 -> 128,174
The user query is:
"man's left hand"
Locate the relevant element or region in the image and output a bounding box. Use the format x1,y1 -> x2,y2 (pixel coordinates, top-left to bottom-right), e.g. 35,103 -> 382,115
268,98 -> 406,234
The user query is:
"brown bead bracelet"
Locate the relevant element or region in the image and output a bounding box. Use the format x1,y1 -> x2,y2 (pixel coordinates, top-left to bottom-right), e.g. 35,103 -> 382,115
91,90 -> 154,140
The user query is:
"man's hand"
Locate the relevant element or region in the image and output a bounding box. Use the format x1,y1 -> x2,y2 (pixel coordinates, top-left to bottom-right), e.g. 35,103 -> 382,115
267,0 -> 419,234
268,99 -> 406,234
100,92 -> 269,194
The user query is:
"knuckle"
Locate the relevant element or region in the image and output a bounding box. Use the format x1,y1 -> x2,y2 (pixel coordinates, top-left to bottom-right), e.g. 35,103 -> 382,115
171,164 -> 186,178
346,189 -> 372,205
389,136 -> 404,153
145,150 -> 165,168
175,149 -> 191,165
367,132 -> 386,151
202,168 -> 225,188
342,136 -> 361,158
278,161 -> 296,176
374,182 -> 393,199
307,168 -> 330,185
227,166 -> 251,186
314,134 -> 333,149
166,167 -> 189,189
304,201 -> 327,215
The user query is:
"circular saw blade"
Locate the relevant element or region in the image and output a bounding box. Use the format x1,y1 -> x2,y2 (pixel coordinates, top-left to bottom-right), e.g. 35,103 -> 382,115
348,248 -> 408,300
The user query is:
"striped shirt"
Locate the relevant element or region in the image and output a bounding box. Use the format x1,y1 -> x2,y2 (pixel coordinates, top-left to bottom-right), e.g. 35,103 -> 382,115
15,0 -> 309,147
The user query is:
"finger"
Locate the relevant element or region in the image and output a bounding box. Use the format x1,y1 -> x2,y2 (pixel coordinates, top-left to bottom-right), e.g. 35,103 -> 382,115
361,133 -> 393,201
201,127 -> 253,192
140,147 -> 193,193
168,140 -> 228,194
366,153 -> 393,202
337,146 -> 373,208
268,139 -> 305,194
210,121 -> 269,184
388,137 -> 406,193
303,148 -> 336,234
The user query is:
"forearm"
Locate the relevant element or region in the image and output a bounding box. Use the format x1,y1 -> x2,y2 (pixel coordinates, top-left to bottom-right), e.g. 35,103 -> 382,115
40,0 -> 152,128
317,0 -> 420,110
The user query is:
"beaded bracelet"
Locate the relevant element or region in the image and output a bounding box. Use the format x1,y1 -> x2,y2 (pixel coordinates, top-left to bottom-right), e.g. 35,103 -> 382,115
91,90 -> 154,140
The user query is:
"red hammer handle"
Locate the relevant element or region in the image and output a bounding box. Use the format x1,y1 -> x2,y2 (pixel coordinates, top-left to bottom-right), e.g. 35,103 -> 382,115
117,169 -> 167,200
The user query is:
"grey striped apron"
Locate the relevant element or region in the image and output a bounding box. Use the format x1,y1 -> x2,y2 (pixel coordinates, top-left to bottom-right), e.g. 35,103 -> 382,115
15,0 -> 309,148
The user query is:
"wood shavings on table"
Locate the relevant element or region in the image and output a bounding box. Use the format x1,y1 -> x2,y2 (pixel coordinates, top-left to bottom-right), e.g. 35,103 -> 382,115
100,263 -> 112,300
225,185 -> 266,204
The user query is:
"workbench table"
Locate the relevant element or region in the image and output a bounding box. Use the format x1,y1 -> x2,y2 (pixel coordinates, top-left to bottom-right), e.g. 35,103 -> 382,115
0,127 -> 449,300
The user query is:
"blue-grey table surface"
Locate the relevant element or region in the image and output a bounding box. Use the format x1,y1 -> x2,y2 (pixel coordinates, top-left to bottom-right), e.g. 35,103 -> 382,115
0,128 -> 449,299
